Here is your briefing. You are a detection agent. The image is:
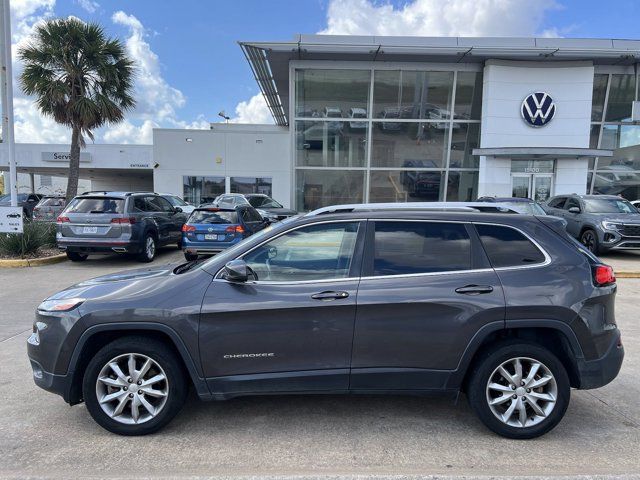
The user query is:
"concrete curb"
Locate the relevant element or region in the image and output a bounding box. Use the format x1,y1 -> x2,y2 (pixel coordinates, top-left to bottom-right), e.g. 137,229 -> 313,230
615,271 -> 640,278
0,253 -> 67,268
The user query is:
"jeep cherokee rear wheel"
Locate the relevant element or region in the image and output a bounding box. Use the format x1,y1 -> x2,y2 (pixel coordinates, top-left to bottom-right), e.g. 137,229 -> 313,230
82,336 -> 188,435
467,342 -> 570,439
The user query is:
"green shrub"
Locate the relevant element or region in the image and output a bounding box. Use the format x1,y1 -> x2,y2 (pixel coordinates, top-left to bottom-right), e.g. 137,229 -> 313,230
0,221 -> 57,258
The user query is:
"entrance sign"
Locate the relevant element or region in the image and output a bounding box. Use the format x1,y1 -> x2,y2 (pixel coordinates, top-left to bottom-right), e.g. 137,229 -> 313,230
0,206 -> 23,233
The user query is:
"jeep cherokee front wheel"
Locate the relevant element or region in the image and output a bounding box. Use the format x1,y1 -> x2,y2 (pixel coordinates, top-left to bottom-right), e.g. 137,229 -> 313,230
82,336 -> 188,435
467,342 -> 570,439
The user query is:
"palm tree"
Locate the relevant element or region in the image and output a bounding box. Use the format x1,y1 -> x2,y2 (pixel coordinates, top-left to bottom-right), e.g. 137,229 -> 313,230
19,18 -> 135,201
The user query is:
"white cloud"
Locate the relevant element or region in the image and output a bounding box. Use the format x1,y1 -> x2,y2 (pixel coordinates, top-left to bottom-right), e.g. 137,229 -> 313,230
320,0 -> 559,37
229,92 -> 273,124
75,0 -> 98,14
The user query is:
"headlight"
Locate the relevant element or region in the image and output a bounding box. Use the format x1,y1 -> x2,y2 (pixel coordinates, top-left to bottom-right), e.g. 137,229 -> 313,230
37,297 -> 84,312
602,221 -> 623,231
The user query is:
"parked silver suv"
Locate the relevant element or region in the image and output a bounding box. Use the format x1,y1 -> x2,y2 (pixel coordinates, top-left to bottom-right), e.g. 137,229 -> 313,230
57,191 -> 188,262
542,194 -> 640,254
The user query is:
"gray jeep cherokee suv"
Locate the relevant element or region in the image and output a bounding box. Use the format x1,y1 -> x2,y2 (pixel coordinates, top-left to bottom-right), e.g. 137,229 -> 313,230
29,206 -> 623,438
57,191 -> 188,262
543,194 -> 640,254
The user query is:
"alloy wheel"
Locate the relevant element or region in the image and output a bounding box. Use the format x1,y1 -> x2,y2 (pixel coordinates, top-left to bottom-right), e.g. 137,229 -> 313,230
145,236 -> 156,259
485,357 -> 558,428
581,231 -> 596,252
95,353 -> 169,425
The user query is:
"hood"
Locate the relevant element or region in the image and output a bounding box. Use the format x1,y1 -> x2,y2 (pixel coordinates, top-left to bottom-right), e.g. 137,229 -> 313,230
43,262 -> 181,303
589,213 -> 640,223
260,207 -> 297,216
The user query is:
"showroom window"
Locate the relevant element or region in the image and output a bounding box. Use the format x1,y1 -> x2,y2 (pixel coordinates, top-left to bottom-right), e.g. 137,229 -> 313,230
230,177 -> 272,195
183,176 -> 225,205
293,67 -> 482,211
588,71 -> 640,200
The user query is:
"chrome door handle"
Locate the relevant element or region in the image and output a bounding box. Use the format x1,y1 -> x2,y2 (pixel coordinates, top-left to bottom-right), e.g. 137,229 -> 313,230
311,291 -> 349,300
455,285 -> 494,295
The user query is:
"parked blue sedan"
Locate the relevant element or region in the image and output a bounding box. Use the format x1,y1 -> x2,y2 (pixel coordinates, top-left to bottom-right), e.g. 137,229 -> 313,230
182,205 -> 267,261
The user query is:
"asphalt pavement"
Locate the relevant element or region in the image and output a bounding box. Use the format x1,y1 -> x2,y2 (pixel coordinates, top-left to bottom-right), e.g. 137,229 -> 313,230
0,248 -> 639,479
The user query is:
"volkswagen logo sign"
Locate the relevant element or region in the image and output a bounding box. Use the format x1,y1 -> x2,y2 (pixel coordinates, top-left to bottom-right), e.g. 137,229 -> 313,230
521,92 -> 556,127
208,227 -> 214,232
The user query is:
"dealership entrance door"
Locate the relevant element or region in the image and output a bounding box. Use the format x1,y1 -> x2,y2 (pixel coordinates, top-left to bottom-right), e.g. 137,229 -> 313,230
510,159 -> 555,202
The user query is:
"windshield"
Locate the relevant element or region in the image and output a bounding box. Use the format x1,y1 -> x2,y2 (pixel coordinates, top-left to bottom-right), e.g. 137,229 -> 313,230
165,196 -> 187,207
584,198 -> 638,214
188,210 -> 238,224
248,196 -> 283,208
39,197 -> 65,207
499,202 -> 546,215
65,197 -> 125,214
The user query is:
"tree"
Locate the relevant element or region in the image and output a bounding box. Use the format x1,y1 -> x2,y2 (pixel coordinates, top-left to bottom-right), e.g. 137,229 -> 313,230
19,18 -> 135,201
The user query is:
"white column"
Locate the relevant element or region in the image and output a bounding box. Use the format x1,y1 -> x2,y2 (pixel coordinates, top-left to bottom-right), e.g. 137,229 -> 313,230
0,0 -> 17,206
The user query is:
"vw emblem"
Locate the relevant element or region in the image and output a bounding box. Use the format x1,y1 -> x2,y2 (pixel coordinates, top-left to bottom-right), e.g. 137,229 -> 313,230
521,92 -> 556,127
207,227 -> 214,232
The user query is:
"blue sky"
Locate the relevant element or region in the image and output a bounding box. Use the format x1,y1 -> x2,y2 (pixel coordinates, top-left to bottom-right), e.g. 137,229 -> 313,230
8,0 -> 640,144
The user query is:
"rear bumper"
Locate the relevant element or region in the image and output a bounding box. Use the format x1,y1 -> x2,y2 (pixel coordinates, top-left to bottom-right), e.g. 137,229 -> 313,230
58,239 -> 141,254
182,238 -> 240,254
576,331 -> 624,389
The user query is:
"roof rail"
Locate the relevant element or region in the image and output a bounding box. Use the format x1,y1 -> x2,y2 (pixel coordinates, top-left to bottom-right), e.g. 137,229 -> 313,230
304,202 -> 512,216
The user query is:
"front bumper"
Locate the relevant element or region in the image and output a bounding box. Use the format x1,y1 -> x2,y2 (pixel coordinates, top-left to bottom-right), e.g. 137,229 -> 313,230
576,330 -> 624,389
28,358 -> 72,402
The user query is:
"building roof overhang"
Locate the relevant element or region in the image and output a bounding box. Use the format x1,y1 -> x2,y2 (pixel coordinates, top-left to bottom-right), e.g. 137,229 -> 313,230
472,147 -> 614,159
239,34 -> 640,126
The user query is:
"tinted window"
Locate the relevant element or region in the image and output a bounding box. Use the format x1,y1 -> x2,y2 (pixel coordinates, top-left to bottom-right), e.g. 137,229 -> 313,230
164,195 -> 187,207
564,198 -> 581,211
547,197 -> 566,209
133,197 -> 148,212
243,222 -> 359,281
147,196 -> 173,212
65,197 -> 124,214
189,210 -> 238,224
242,208 -> 262,223
476,224 -> 546,268
373,221 -> 471,276
247,196 -> 283,208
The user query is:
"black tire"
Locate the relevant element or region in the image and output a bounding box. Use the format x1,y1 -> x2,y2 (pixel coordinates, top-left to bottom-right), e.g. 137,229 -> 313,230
137,232 -> 157,263
66,251 -> 88,262
580,228 -> 600,255
467,341 -> 570,439
184,252 -> 198,261
82,336 -> 188,436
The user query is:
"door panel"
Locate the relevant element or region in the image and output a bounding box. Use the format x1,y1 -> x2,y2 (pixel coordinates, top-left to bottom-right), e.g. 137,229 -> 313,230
533,175 -> 553,202
350,220 -> 505,391
199,220 -> 364,394
200,279 -> 358,392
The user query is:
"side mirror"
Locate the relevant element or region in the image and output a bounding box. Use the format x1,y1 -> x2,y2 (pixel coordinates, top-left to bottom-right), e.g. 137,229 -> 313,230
174,207 -> 183,213
568,206 -> 581,214
223,259 -> 249,283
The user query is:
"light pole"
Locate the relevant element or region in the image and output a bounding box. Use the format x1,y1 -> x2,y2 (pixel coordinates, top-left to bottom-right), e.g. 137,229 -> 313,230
0,0 -> 17,207
218,110 -> 230,124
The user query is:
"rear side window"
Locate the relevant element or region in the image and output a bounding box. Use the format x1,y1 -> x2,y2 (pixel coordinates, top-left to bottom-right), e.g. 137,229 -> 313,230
65,197 -> 124,214
547,197 -> 566,209
475,224 -> 546,268
373,221 -> 472,276
189,210 -> 238,224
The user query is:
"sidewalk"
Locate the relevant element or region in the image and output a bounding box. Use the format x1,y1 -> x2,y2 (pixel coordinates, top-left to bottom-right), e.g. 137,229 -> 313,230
599,251 -> 640,277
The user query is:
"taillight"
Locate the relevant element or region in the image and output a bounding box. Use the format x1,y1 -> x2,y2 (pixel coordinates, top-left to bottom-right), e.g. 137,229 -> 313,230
593,264 -> 615,286
225,225 -> 244,234
56,215 -> 70,223
182,224 -> 196,232
111,217 -> 136,224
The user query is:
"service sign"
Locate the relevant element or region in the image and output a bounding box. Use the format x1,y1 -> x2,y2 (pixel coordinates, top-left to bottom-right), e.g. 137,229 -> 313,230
0,206 -> 24,233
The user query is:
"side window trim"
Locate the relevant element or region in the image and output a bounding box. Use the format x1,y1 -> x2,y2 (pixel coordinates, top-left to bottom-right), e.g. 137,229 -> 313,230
214,219 -> 366,284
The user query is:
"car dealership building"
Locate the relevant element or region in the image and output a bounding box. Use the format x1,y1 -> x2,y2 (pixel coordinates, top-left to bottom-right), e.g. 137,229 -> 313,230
3,34 -> 640,210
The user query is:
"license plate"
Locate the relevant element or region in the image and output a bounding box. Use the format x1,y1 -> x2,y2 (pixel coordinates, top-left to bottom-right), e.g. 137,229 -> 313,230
83,226 -> 98,234
204,234 -> 224,241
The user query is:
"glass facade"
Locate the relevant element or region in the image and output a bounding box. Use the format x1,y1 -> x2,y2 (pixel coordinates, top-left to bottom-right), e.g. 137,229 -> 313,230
230,177 -> 272,195
588,72 -> 640,200
183,176 -> 225,205
294,68 -> 482,211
